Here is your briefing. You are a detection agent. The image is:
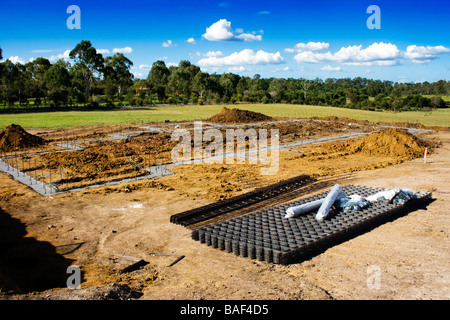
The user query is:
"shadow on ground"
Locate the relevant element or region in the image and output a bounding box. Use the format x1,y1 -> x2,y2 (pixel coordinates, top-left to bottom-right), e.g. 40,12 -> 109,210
0,206 -> 74,294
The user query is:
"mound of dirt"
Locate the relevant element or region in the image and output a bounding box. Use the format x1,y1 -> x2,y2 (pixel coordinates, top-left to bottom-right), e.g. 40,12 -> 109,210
207,107 -> 272,123
0,124 -> 46,151
350,128 -> 427,159
315,128 -> 429,162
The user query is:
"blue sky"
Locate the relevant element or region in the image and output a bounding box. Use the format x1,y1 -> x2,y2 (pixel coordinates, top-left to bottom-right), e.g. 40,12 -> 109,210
1,0 -> 449,82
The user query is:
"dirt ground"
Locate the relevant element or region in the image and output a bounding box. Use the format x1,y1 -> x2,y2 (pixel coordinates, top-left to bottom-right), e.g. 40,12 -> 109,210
0,118 -> 448,300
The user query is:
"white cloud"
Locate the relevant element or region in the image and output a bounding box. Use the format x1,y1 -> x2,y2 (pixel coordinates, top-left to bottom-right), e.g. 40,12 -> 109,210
294,42 -> 401,66
271,66 -> 291,73
139,64 -> 151,70
228,66 -> 246,73
409,59 -> 431,64
162,40 -> 175,48
49,49 -> 71,62
166,62 -> 179,67
344,60 -> 398,67
336,43 -> 400,65
202,19 -> 262,42
256,10 -> 271,15
295,42 -> 330,52
187,37 -> 197,44
7,56 -> 26,64
285,42 -> 330,53
403,45 -> 450,64
133,72 -> 144,79
321,65 -> 341,71
113,47 -> 133,53
97,49 -> 110,54
198,49 -> 284,67
291,42 -> 450,67
235,33 -> 262,41
203,19 -> 235,41
294,51 -> 333,63
204,51 -> 223,57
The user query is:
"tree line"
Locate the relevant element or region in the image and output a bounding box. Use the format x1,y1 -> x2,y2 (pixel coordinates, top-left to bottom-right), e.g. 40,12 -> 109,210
0,41 -> 449,111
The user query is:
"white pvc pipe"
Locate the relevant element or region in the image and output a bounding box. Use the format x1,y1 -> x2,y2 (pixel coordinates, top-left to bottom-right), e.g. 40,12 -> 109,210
284,190 -> 346,218
316,184 -> 343,222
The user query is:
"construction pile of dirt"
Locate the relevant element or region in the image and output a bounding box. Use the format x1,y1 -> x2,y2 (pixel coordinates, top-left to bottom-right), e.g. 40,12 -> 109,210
0,124 -> 46,151
349,128 -> 427,159
207,107 -> 272,123
321,128 -> 428,160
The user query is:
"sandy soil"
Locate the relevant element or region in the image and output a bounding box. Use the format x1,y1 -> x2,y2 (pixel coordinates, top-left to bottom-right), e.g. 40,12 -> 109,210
0,124 -> 448,300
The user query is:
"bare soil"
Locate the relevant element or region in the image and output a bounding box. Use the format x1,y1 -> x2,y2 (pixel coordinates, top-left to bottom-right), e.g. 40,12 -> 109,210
0,117 -> 448,300
0,124 -> 46,151
207,107 -> 272,123
0,118 -> 376,193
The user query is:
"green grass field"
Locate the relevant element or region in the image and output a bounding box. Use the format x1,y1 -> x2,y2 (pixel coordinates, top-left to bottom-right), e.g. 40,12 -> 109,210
424,94 -> 450,102
0,104 -> 449,130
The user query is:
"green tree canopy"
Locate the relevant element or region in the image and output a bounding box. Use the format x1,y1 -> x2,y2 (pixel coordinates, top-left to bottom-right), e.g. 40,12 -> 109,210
25,57 -> 52,104
0,59 -> 21,106
44,59 -> 71,106
104,53 -> 134,99
147,60 -> 170,87
69,40 -> 105,102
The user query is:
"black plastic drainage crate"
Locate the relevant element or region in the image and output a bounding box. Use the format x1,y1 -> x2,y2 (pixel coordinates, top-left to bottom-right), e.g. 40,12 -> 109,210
170,174 -> 316,227
192,185 -> 432,265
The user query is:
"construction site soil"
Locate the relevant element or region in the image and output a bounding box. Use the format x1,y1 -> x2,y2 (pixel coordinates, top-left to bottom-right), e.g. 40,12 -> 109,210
0,109 -> 448,300
207,107 -> 273,123
0,124 -> 46,151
